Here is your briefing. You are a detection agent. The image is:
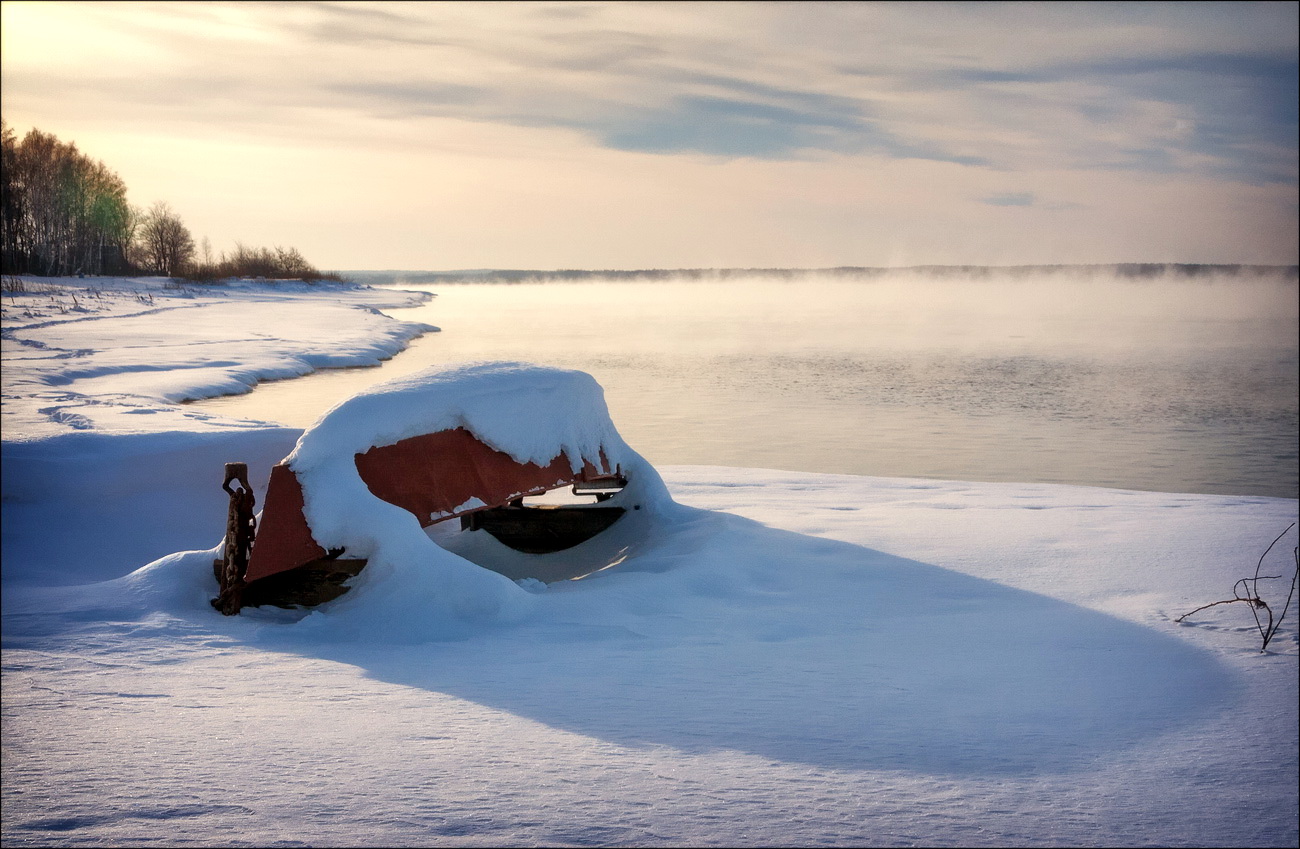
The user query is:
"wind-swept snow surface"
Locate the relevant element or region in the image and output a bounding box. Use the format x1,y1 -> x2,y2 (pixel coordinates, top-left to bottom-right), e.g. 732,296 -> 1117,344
1,276 -> 434,437
2,276 -> 1296,847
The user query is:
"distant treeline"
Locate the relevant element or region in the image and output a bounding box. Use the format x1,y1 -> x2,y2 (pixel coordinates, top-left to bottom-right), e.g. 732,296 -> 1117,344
1,121 -> 337,281
354,263 -> 1299,287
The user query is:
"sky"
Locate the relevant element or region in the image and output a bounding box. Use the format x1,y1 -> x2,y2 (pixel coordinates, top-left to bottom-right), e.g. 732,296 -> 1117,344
1,0 -> 1297,270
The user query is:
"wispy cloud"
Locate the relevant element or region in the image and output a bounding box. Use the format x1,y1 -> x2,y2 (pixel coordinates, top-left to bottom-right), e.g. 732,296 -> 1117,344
981,192 -> 1037,207
932,52 -> 1298,184
6,1 -> 1294,176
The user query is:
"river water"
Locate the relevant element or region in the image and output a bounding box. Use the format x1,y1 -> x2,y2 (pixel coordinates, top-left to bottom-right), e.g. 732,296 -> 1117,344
190,269 -> 1299,499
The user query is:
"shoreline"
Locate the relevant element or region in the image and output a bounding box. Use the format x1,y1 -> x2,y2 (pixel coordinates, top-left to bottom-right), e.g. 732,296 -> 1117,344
1,275 -> 435,440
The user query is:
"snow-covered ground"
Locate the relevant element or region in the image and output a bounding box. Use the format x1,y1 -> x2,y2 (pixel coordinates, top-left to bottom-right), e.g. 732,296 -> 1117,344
1,276 -> 433,438
2,276 -> 1296,847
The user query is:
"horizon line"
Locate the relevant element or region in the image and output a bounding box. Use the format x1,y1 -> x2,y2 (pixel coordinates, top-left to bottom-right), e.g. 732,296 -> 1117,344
341,262 -> 1300,274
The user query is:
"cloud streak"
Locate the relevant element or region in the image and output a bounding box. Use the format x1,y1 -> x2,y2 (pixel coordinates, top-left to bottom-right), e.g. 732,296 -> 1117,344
6,1 -> 1295,174
981,193 -> 1037,207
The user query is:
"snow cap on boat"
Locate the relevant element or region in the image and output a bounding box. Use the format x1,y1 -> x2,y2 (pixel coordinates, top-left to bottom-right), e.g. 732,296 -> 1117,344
286,361 -> 627,476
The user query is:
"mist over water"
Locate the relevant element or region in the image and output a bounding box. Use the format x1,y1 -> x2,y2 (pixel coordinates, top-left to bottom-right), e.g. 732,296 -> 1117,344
191,267 -> 1299,498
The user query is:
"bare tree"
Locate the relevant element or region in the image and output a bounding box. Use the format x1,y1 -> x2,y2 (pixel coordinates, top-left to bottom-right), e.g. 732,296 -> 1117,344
273,245 -> 313,277
0,121 -> 23,273
1,124 -> 135,275
2,123 -> 335,281
138,201 -> 195,276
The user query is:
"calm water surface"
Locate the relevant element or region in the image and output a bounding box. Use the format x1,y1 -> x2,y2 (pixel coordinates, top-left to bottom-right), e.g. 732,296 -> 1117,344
191,273 -> 1299,498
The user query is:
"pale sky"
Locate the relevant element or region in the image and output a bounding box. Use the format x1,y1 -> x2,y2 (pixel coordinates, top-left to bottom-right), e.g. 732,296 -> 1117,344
2,1 -> 1296,270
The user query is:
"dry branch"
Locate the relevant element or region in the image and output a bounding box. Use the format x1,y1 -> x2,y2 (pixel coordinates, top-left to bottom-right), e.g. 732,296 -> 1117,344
1176,522 -> 1298,652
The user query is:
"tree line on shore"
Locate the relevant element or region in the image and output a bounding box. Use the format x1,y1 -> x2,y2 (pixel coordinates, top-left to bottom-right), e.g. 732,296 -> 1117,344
1,121 -> 337,281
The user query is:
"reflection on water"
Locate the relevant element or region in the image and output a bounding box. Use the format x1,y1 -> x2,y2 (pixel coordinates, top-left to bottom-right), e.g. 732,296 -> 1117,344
189,272 -> 1299,498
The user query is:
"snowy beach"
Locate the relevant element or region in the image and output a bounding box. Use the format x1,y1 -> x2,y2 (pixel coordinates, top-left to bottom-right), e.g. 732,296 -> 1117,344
2,276 -> 1297,847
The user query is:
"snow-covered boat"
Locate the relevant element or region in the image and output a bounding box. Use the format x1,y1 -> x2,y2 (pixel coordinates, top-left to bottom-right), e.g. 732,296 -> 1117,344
211,362 -> 655,614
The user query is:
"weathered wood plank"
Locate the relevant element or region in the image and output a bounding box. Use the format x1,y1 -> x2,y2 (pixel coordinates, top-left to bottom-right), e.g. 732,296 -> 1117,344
240,558 -> 368,609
